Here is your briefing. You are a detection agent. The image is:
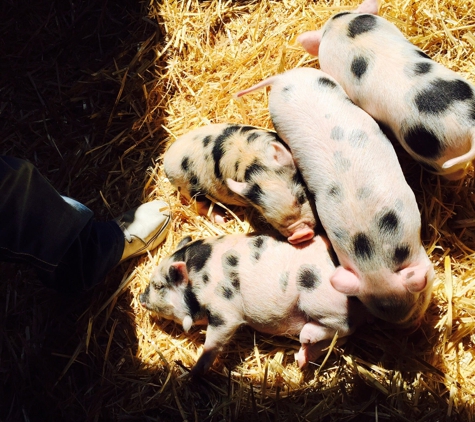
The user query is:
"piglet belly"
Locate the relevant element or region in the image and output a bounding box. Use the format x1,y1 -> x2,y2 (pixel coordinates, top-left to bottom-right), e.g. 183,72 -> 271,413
245,313 -> 308,337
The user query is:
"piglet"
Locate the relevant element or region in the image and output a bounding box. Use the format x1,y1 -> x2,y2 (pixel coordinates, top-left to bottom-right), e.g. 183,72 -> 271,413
237,67 -> 434,324
297,0 -> 475,179
163,123 -> 316,244
139,233 -> 368,376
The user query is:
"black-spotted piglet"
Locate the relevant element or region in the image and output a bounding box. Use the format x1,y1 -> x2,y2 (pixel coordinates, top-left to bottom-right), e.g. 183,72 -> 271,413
163,123 -> 316,244
237,67 -> 434,325
139,233 -> 368,376
298,0 -> 475,179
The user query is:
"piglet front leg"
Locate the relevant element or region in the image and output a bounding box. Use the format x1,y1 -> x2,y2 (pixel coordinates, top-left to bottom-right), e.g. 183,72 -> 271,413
190,317 -> 241,377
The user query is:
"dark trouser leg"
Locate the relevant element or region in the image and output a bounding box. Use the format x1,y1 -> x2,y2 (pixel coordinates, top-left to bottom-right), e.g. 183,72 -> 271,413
0,156 -> 123,295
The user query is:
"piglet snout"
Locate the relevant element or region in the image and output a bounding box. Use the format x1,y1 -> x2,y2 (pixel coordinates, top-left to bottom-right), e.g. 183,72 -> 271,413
139,291 -> 150,309
287,227 -> 315,244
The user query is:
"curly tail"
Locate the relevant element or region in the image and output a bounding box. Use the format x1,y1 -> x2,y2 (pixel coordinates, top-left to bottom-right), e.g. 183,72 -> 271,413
235,76 -> 277,98
441,130 -> 475,171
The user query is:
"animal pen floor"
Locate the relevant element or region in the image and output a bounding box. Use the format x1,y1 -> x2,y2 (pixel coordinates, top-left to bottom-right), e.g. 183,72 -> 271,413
1,0 -> 475,421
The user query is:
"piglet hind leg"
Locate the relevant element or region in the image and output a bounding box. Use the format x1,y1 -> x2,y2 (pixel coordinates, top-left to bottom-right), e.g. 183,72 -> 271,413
193,199 -> 228,224
296,322 -> 346,368
297,338 -> 349,369
189,320 -> 241,377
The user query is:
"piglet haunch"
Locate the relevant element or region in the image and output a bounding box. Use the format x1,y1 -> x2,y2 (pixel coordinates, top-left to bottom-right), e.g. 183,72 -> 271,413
163,123 -> 316,244
140,233 -> 368,376
297,0 -> 475,179
237,67 -> 434,325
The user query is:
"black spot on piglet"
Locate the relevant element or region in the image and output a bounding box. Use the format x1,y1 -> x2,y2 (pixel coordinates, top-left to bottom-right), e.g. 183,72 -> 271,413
415,78 -> 473,114
330,126 -> 345,141
243,183 -> 264,207
318,77 -> 337,89
212,125 -> 241,179
229,272 -> 240,290
297,264 -> 321,290
393,244 -> 411,266
328,184 -> 343,202
247,132 -> 260,143
378,210 -> 399,234
184,285 -> 203,320
186,241 -> 213,273
208,310 -> 225,327
249,234 -> 268,262
403,124 -> 443,159
253,235 -> 265,249
225,254 -> 239,267
181,156 -> 191,173
353,233 -> 374,260
222,286 -> 234,300
351,56 -> 369,79
347,14 -> 377,38
244,160 -> 265,182
414,62 -> 432,75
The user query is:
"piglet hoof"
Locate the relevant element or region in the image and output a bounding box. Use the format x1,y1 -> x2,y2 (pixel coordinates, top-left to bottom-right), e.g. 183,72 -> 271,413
188,359 -> 210,379
174,360 -> 203,382
188,366 -> 205,379
210,212 -> 228,224
198,203 -> 229,224
189,348 -> 218,378
295,346 -> 309,369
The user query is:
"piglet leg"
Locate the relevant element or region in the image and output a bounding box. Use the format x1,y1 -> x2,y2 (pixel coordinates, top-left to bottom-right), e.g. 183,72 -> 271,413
296,322 -> 341,368
297,337 -> 349,369
190,320 -> 240,377
195,199 -> 229,224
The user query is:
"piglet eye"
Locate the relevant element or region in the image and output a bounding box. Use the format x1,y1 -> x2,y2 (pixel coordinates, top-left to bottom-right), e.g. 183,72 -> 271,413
296,190 -> 306,205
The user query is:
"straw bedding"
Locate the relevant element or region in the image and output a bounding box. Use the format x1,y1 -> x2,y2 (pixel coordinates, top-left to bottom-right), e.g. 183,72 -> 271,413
1,0 -> 475,420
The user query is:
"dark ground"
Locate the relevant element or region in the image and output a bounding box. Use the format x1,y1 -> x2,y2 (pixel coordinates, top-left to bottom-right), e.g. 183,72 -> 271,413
0,1 -> 166,420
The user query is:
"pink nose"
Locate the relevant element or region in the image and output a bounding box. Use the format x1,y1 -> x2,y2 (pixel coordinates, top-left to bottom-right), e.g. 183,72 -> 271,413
139,293 -> 149,309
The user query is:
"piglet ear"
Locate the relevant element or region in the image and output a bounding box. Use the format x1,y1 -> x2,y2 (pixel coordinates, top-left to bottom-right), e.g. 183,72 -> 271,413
177,236 -> 193,249
297,30 -> 323,56
270,141 -> 294,166
226,178 -> 248,196
355,0 -> 379,15
226,179 -> 258,205
401,264 -> 432,293
169,261 -> 189,285
330,266 -> 361,295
